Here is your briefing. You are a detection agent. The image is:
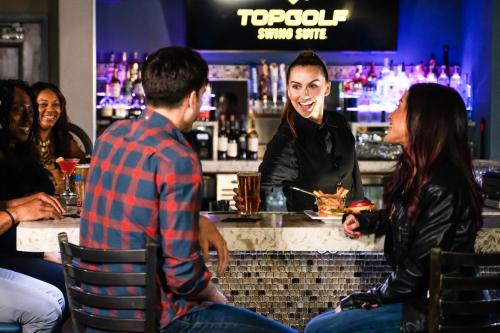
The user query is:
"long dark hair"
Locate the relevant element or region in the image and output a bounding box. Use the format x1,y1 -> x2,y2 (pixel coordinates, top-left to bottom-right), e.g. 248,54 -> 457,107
31,81 -> 73,158
281,51 -> 329,139
0,79 -> 39,154
384,83 -> 483,228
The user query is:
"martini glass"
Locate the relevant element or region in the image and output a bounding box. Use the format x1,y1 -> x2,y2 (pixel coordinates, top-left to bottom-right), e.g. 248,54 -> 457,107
57,158 -> 80,198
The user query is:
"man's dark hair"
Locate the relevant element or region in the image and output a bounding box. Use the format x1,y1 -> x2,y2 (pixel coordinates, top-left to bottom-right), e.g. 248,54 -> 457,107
142,46 -> 208,108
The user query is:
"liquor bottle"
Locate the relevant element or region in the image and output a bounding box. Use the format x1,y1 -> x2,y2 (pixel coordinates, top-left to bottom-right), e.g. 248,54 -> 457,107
395,63 -> 410,98
428,54 -> 439,78
110,68 -> 121,100
217,115 -> 228,160
270,63 -> 279,109
129,51 -> 140,82
98,84 -> 114,118
462,72 -> 472,118
132,69 -> 145,100
117,51 -> 128,85
105,52 -> 116,83
226,115 -> 238,160
129,70 -> 145,119
449,66 -> 462,90
437,65 -> 450,86
123,69 -> 133,104
237,118 -> 247,160
412,63 -> 426,84
249,64 -> 259,102
279,63 -> 287,104
426,69 -> 438,83
366,62 -> 377,92
379,58 -> 391,102
246,113 -> 259,160
259,59 -> 270,109
443,44 -> 450,78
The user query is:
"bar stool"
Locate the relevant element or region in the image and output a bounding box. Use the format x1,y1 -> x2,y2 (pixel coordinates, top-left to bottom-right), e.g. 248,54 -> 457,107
0,323 -> 21,333
58,232 -> 158,332
428,248 -> 500,332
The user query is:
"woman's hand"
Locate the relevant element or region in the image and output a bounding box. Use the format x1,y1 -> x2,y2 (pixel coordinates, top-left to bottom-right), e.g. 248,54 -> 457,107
199,216 -> 229,277
5,192 -> 65,214
343,214 -> 361,238
232,188 -> 245,211
9,195 -> 64,222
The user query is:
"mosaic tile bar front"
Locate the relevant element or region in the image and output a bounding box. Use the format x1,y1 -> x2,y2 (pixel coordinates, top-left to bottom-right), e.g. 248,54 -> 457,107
207,251 -> 500,332
207,251 -> 391,331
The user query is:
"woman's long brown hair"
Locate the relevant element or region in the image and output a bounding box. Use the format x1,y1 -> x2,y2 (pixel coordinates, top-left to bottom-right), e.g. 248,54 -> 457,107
384,83 -> 483,228
281,51 -> 329,139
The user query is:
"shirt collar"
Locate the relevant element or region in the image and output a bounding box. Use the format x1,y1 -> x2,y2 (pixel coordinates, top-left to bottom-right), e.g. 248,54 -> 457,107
294,110 -> 337,138
140,108 -> 189,145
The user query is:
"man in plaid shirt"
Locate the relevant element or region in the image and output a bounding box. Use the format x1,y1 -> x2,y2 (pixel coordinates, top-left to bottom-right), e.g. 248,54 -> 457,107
80,47 -> 296,333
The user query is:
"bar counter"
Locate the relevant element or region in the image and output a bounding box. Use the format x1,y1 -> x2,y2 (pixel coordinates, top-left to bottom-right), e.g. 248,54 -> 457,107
17,210 -> 500,253
16,210 -> 500,330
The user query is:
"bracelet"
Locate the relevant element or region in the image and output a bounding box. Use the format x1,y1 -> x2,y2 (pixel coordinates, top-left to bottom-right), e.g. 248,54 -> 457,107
2,209 -> 18,228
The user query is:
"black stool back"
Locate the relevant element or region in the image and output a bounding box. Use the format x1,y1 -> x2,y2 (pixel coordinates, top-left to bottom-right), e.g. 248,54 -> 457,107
58,232 -> 158,332
429,248 -> 500,333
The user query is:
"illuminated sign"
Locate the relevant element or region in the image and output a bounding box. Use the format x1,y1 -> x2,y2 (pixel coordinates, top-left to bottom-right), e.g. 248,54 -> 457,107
187,0 -> 399,51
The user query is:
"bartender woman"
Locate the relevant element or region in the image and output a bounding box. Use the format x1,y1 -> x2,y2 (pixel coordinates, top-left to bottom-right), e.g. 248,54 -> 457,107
259,51 -> 363,211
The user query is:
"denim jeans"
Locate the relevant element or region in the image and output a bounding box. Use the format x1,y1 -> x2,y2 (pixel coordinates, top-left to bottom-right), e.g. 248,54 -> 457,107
0,268 -> 64,333
162,304 -> 298,333
305,303 -> 403,333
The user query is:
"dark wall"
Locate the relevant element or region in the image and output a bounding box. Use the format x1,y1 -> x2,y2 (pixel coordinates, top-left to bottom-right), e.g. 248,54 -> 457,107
461,0 -> 493,158
96,0 -> 464,66
0,0 -> 58,84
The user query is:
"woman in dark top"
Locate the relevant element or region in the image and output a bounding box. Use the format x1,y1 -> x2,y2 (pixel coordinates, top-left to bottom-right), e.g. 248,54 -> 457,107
0,80 -> 55,200
259,51 -> 363,211
305,83 -> 483,333
31,82 -> 86,194
0,79 -> 69,321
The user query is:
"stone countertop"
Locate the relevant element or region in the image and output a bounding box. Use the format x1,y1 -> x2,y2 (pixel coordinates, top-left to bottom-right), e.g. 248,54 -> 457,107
201,160 -> 397,174
17,209 -> 500,253
200,159 -> 500,174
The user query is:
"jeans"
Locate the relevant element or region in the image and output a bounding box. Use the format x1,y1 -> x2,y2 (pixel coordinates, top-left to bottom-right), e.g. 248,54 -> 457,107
162,304 -> 298,333
305,303 -> 403,333
0,268 -> 64,333
0,252 -> 69,321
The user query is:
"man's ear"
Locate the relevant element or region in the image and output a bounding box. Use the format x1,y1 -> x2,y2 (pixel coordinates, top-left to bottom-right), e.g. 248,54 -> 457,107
185,90 -> 197,110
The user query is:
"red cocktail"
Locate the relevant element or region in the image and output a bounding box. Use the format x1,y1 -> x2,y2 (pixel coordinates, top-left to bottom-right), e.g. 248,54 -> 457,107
57,158 -> 79,197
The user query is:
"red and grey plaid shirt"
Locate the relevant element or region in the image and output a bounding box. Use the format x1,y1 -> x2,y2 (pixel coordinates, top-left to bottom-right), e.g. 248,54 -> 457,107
80,109 -> 211,329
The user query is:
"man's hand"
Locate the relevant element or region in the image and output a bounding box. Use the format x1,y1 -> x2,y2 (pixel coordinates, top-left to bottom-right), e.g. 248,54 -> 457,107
199,216 -> 228,277
232,188 -> 245,211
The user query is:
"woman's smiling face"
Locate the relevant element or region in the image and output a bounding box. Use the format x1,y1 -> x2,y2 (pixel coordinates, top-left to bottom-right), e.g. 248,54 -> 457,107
37,89 -> 61,131
287,65 -> 331,124
385,91 -> 409,148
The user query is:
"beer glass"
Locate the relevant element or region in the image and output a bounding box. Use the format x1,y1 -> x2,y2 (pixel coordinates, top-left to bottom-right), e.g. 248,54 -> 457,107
237,172 -> 261,216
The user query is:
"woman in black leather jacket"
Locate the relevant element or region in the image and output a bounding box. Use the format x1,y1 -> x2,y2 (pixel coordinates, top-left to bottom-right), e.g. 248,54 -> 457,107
305,83 -> 483,333
258,51 -> 363,211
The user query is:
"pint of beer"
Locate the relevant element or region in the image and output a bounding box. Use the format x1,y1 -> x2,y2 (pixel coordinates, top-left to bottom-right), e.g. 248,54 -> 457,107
237,172 -> 261,216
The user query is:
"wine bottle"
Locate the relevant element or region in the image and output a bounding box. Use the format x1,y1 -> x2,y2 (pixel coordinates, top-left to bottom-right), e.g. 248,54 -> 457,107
217,115 -> 228,160
246,113 -> 259,160
238,118 -> 247,160
227,115 -> 238,160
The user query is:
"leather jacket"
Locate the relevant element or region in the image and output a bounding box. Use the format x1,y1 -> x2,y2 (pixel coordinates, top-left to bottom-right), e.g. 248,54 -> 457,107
341,161 -> 480,332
